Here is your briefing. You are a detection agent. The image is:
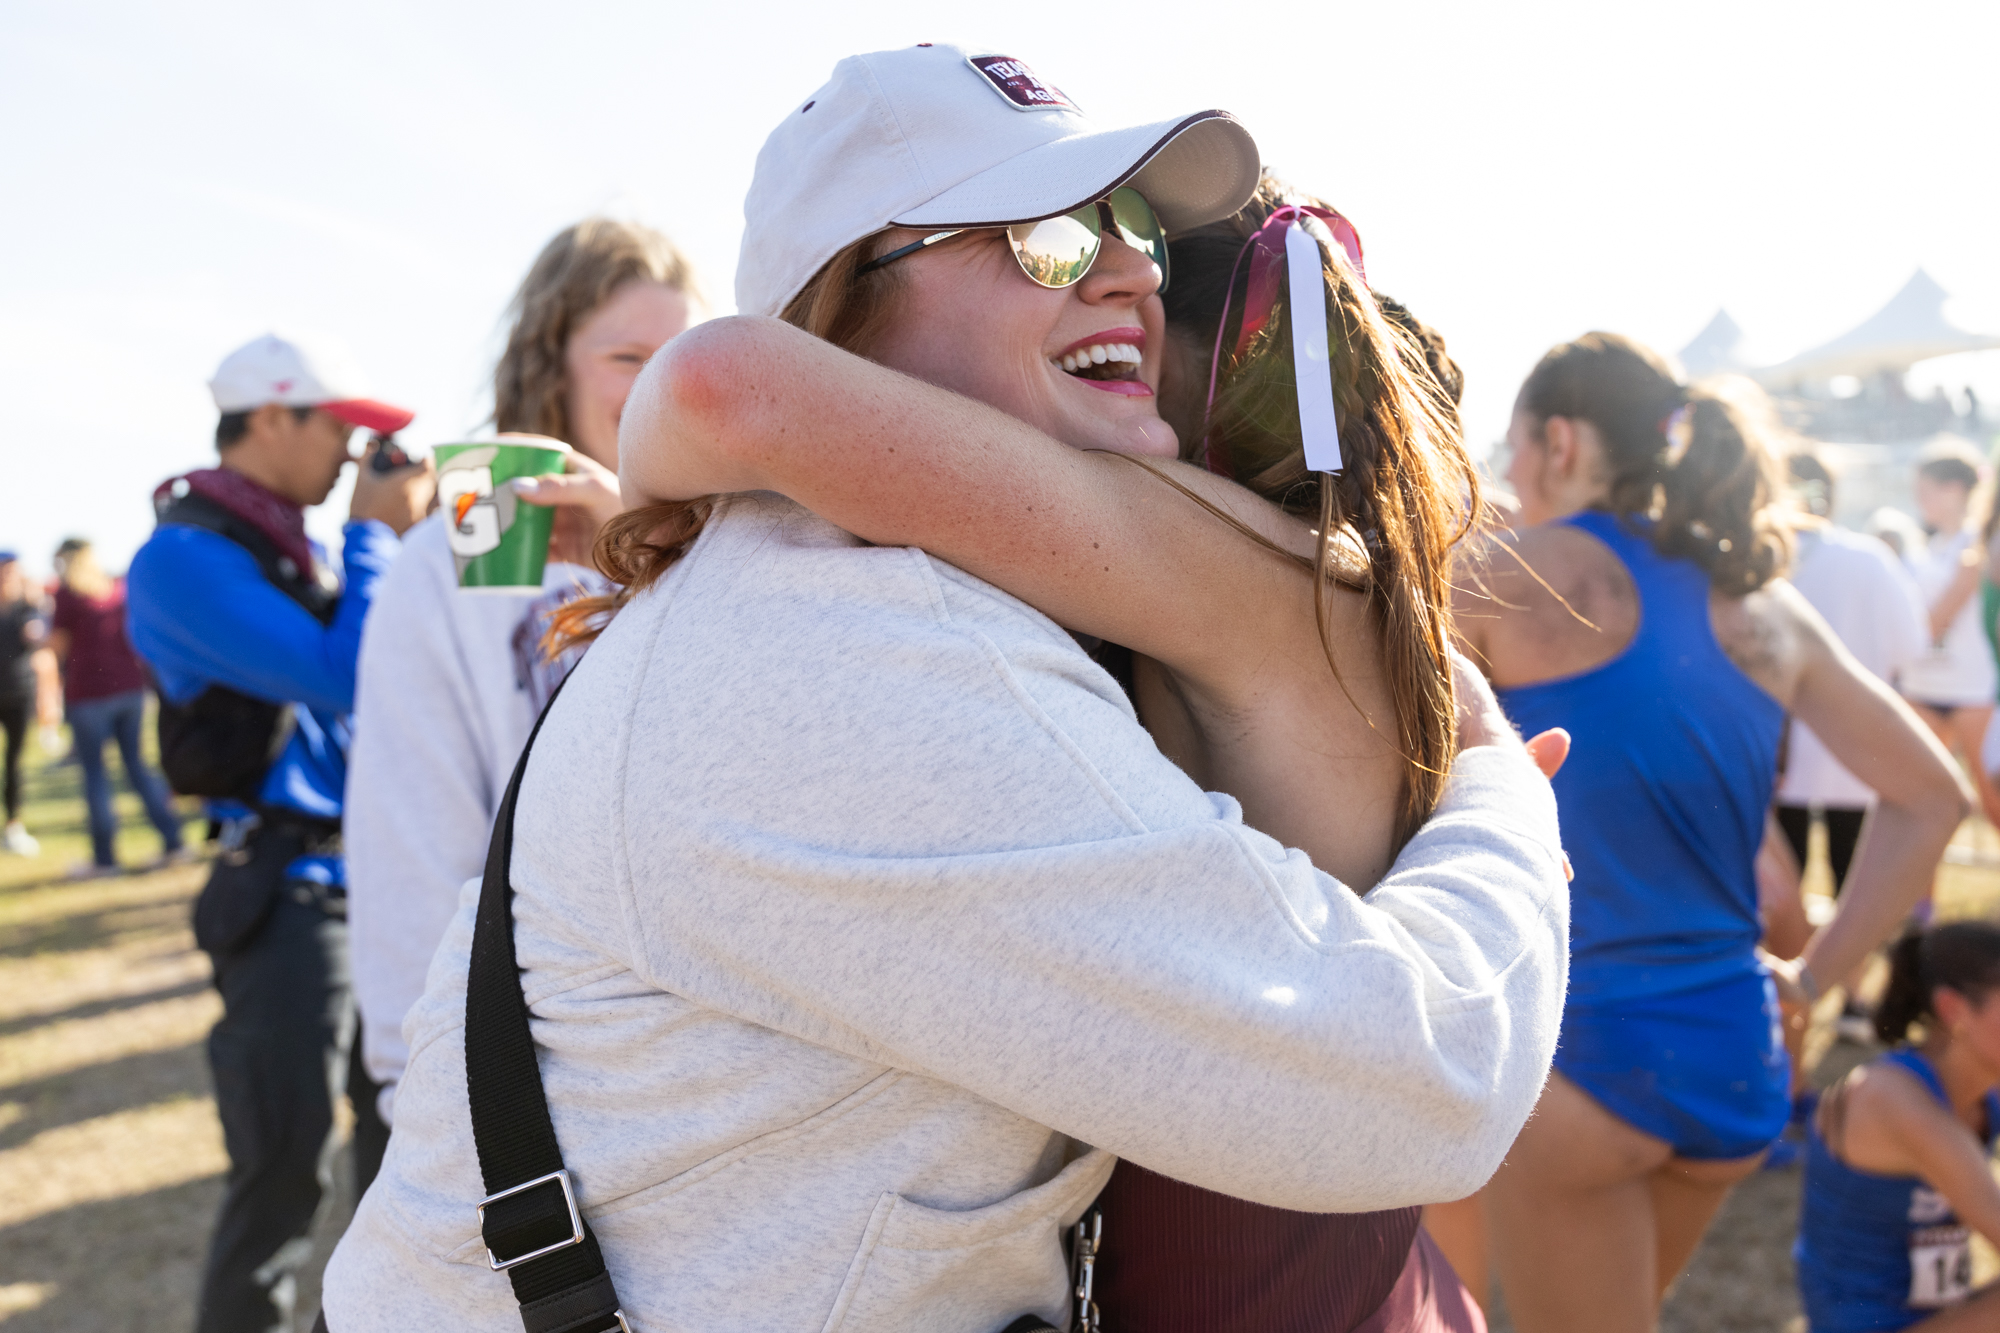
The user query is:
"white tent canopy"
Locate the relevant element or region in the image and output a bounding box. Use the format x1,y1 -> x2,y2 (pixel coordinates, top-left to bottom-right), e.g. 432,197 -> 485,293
1679,308 -> 1748,378
1754,269 -> 2000,387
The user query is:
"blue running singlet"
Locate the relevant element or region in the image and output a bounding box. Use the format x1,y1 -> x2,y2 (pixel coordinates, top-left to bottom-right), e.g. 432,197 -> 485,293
1496,511 -> 1789,1157
1796,1049 -> 2000,1332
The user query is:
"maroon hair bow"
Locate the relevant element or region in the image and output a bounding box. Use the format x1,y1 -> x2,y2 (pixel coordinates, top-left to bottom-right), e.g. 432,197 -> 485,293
1203,204 -> 1367,478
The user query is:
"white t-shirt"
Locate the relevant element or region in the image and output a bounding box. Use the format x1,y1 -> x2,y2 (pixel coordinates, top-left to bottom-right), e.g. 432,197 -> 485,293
324,493 -> 1569,1333
1778,527 -> 1928,808
344,512 -> 605,1116
1900,527 -> 1997,708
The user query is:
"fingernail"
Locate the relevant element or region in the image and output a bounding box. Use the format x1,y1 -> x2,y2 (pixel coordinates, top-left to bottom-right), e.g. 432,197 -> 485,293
510,477 -> 540,494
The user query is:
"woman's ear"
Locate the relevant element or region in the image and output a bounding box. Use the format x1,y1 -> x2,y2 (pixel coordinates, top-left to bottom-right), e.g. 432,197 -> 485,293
1934,986 -> 1972,1034
1542,416 -> 1579,481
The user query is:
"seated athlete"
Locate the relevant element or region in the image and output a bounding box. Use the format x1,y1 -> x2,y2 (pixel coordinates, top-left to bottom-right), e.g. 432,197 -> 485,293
1798,921 -> 2000,1333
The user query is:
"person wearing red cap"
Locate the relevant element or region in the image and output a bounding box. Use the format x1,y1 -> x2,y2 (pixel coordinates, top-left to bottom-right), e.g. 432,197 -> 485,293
126,332 -> 435,1333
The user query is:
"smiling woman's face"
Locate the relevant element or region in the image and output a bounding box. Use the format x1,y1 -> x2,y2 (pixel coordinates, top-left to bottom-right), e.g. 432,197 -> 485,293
565,278 -> 692,469
862,225 -> 1180,458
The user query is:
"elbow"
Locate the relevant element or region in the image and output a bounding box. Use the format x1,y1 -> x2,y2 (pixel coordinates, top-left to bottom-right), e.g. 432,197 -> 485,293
1886,756 -> 1973,840
619,317 -> 789,500
645,318 -> 787,444
1924,750 -> 1975,828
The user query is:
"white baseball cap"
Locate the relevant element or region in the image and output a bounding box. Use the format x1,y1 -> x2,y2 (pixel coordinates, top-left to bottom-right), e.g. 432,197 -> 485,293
736,42 -> 1262,318
208,333 -> 416,434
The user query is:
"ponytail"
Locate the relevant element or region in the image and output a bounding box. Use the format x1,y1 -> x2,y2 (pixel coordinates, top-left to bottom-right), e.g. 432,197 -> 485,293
1161,177 -> 1480,850
1518,333 -> 1791,595
546,236 -> 902,654
1873,921 -> 2000,1045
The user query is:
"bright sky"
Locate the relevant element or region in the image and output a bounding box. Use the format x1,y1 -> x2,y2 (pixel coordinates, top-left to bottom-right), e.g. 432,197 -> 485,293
5,0 -> 1997,573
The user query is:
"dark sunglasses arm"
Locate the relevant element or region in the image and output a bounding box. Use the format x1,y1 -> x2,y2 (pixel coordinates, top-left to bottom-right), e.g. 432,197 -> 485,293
856,229 -> 966,276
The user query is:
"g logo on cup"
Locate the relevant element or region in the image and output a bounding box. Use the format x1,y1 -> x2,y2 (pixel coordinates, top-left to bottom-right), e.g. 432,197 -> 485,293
436,445 -> 520,578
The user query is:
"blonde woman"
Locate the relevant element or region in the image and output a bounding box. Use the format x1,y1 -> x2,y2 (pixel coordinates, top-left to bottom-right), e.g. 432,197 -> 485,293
344,218 -> 698,1139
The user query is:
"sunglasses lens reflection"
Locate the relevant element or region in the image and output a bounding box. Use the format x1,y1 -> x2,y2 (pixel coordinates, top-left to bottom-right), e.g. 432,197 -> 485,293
1107,188 -> 1169,294
1007,208 -> 1101,288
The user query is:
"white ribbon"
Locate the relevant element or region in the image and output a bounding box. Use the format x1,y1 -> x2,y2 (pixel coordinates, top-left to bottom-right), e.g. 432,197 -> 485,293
1285,219 -> 1343,474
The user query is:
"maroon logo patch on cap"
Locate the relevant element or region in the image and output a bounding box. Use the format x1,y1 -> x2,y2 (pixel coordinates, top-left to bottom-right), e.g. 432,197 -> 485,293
968,55 -> 1079,113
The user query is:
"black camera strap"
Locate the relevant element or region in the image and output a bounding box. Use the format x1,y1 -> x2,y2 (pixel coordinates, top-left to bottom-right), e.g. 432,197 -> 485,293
465,684 -> 627,1333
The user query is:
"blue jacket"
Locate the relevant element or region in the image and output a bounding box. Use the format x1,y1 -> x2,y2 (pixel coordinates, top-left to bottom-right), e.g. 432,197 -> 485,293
127,518 -> 399,824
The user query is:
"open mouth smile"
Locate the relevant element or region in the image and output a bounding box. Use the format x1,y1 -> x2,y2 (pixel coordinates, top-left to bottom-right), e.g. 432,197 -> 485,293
1051,330 -> 1151,396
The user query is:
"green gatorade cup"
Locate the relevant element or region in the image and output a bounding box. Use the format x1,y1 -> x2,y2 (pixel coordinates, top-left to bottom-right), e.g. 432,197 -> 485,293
432,439 -> 571,591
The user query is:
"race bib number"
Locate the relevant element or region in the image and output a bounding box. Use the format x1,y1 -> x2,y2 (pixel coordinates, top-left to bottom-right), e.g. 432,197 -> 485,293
1909,1224 -> 1973,1309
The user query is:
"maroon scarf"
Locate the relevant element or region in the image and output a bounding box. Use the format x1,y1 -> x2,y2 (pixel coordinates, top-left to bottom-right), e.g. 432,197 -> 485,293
153,468 -> 316,576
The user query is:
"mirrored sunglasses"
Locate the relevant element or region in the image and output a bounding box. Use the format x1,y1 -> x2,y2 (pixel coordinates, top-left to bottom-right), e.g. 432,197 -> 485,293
859,187 -> 1169,294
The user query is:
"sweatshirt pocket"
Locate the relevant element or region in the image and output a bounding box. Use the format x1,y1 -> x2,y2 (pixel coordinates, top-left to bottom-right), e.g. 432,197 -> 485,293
819,1147 -> 1114,1333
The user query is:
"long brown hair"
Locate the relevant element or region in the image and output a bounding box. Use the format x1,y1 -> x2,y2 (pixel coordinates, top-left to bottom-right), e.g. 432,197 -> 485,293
493,217 -> 699,440
546,237 -> 900,647
1156,178 -> 1480,847
1517,332 -> 1791,595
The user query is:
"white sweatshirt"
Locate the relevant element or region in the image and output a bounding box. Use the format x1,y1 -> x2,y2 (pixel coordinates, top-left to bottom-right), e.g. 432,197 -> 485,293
344,512 -> 602,1116
325,494 -> 1569,1333
1777,526 -> 1927,809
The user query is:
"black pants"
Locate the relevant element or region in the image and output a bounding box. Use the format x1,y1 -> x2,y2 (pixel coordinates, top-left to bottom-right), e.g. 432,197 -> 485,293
194,822 -> 386,1333
0,694 -> 27,821
1775,803 -> 1869,896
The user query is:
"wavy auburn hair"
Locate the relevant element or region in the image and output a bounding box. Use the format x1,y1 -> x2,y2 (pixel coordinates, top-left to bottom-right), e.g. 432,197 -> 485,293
545,238 -> 901,648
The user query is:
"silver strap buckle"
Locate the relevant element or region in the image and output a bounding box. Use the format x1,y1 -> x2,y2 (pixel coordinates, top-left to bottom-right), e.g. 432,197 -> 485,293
1073,1209 -> 1102,1333
477,1168 -> 585,1271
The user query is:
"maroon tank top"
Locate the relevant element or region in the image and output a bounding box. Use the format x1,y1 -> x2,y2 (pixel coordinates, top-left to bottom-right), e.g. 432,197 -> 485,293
1089,1163 -> 1424,1333
1079,647 -> 1481,1333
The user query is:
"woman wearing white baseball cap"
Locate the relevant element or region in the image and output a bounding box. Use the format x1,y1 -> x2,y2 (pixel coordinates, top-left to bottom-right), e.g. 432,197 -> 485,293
325,44 -> 1567,1333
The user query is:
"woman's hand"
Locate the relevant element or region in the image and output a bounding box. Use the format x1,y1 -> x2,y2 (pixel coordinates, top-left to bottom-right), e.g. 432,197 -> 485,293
1454,652 -> 1572,878
1523,729 -> 1570,779
1454,650 -> 1572,776
508,442 -> 625,569
1453,651 -> 1524,753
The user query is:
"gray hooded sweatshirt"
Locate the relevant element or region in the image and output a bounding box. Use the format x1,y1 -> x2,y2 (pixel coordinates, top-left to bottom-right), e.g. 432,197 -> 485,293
325,493 -> 1568,1332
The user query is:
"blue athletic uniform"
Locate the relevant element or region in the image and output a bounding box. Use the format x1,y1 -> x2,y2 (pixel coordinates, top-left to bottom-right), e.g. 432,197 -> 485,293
1496,510 -> 1790,1160
1797,1049 -> 2000,1331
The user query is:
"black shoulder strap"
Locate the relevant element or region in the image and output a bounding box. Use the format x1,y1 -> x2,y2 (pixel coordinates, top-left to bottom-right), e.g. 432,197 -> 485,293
156,491 -> 339,624
465,682 -> 627,1333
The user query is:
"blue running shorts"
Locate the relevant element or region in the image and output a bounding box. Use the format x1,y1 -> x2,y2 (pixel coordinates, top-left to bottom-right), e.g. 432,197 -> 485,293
1554,969 -> 1791,1161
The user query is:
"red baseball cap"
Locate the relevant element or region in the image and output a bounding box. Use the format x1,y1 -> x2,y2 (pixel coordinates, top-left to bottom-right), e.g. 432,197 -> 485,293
319,399 -> 417,434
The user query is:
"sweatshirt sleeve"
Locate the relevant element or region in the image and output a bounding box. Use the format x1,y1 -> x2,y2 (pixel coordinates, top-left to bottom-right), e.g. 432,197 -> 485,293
574,543 -> 1570,1213
344,524 -> 503,1114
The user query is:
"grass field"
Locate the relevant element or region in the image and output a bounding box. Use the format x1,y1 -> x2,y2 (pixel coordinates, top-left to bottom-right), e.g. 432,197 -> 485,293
0,720 -> 359,1332
3,721 -> 1999,1331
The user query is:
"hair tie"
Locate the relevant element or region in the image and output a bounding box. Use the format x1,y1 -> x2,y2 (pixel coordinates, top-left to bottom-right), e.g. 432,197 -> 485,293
1659,403 -> 1693,465
1203,204 -> 1367,479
